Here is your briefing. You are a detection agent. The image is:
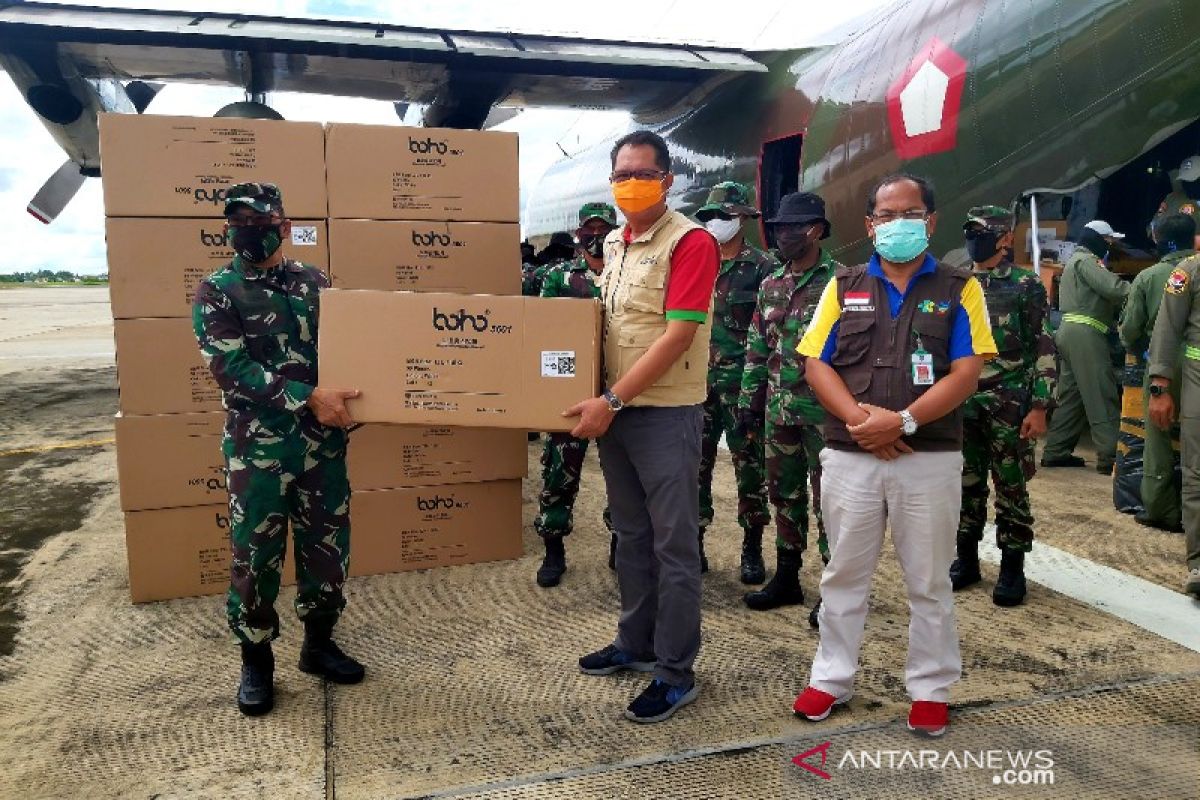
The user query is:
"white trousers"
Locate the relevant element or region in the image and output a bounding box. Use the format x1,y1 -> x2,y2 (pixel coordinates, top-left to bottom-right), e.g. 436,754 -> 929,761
808,449 -> 963,703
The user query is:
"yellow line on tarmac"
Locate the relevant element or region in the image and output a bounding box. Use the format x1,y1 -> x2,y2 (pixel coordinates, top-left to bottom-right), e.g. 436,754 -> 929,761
0,438 -> 116,457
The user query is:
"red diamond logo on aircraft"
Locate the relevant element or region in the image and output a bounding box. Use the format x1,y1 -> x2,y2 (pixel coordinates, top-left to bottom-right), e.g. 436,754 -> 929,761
886,37 -> 968,160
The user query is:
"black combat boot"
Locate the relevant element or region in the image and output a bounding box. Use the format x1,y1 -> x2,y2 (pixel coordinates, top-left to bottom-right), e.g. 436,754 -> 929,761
237,640 -> 275,717
298,620 -> 365,684
949,540 -> 982,591
698,528 -> 709,574
744,550 -> 804,610
808,598 -> 821,629
992,549 -> 1028,607
536,534 -> 567,587
608,531 -> 617,571
739,526 -> 766,584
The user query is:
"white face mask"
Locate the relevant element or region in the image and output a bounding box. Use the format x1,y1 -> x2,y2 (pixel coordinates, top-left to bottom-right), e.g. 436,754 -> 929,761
705,216 -> 742,244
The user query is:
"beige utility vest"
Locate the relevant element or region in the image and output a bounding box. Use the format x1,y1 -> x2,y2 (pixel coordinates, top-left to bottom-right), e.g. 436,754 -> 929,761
600,210 -> 712,407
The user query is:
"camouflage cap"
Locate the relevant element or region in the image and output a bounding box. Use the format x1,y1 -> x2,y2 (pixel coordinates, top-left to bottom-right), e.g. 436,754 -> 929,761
696,181 -> 760,220
578,201 -> 618,226
224,182 -> 284,216
964,204 -> 1013,230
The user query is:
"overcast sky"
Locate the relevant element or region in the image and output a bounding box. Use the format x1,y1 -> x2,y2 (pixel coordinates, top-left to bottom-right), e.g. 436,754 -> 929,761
0,0 -> 890,274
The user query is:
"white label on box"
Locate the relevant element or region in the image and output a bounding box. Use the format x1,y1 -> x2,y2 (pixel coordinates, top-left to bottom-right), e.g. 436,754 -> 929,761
541,351 -> 576,378
292,226 -> 318,246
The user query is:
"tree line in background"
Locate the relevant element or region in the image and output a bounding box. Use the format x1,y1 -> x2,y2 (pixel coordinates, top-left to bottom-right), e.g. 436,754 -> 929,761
0,270 -> 107,284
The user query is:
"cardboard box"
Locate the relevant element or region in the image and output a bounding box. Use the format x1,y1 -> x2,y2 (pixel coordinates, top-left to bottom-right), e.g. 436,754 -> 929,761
328,219 -> 519,295
107,218 -> 329,319
99,113 -> 327,218
318,290 -> 601,431
325,123 -> 518,221
125,502 -> 297,603
350,480 -> 523,575
125,479 -> 522,602
348,424 -> 526,490
114,412 -> 226,511
1013,220 -> 1069,266
115,318 -> 222,414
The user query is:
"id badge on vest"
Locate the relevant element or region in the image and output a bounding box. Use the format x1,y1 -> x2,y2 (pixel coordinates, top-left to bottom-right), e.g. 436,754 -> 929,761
912,345 -> 934,386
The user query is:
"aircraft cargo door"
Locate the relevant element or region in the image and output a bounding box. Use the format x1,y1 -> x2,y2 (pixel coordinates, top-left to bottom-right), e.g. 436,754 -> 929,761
759,134 -> 802,248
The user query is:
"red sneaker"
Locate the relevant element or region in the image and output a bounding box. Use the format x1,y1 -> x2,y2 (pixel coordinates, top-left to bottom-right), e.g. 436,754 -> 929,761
792,687 -> 849,721
907,701 -> 948,737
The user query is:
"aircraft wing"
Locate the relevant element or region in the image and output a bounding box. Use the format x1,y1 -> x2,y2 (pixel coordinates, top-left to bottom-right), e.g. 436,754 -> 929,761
0,2 -> 767,127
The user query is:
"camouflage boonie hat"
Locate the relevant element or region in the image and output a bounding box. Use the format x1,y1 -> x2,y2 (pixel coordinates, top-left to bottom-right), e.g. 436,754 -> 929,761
224,182 -> 284,216
696,181 -> 760,220
578,201 -> 618,226
964,204 -> 1013,230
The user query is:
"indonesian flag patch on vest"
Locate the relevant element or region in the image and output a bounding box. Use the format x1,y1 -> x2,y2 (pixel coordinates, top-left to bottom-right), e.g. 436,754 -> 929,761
845,291 -> 871,306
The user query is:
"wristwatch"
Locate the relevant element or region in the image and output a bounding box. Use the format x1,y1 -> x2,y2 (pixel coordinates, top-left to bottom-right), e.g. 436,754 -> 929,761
602,388 -> 624,413
1148,383 -> 1168,397
899,409 -> 919,435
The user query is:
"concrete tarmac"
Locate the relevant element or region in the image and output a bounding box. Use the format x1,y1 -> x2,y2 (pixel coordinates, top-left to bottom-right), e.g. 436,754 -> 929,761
0,287 -> 1197,799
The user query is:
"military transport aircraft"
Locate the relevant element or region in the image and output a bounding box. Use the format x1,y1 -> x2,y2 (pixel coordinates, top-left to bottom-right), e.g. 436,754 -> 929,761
2,0 -> 1199,264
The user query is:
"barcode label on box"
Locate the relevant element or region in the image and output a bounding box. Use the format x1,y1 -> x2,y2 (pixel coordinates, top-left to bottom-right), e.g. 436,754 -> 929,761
292,226 -> 318,245
541,351 -> 576,378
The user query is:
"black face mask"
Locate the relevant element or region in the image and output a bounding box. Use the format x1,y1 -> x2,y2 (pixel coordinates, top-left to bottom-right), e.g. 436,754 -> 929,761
1079,229 -> 1110,260
577,234 -> 605,259
964,230 -> 1000,263
775,226 -> 818,262
1182,179 -> 1200,200
230,224 -> 283,264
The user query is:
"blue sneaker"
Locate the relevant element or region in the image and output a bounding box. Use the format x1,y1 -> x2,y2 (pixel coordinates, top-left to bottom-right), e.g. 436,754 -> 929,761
578,644 -> 655,676
624,678 -> 698,723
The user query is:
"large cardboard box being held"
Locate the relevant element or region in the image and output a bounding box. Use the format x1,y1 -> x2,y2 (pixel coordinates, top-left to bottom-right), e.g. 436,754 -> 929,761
115,412 -> 226,511
351,480 -> 523,575
114,318 -> 221,414
325,123 -> 518,221
98,113 -> 327,218
107,217 -> 329,319
348,425 -> 526,490
318,290 -> 601,431
328,219 -> 519,295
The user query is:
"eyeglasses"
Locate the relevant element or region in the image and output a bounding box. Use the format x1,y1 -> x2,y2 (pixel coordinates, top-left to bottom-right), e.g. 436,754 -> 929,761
609,169 -> 667,184
869,210 -> 928,224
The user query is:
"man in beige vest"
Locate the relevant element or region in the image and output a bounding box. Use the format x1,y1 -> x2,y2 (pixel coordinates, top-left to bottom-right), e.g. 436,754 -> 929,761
565,130 -> 720,724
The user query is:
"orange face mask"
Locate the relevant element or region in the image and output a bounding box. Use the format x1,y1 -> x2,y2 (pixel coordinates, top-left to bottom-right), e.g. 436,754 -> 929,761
612,178 -> 665,214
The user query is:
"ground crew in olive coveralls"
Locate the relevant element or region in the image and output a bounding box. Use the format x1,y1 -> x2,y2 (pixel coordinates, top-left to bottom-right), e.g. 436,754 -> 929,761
739,192 -> 838,625
1147,250 -> 1200,598
950,206 -> 1057,608
533,202 -> 618,587
695,181 -> 777,581
1041,220 -> 1129,474
1120,213 -> 1194,533
192,182 -> 364,717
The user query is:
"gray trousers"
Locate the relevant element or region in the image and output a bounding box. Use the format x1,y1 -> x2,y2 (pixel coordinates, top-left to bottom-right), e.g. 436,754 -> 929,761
598,405 -> 704,687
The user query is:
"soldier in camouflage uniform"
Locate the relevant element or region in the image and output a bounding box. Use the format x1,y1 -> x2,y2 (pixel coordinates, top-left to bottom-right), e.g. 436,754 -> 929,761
950,206 -> 1057,607
192,182 -> 364,717
739,192 -> 838,622
1120,213 -> 1194,532
695,181 -> 777,582
520,240 -> 538,296
533,203 -> 618,587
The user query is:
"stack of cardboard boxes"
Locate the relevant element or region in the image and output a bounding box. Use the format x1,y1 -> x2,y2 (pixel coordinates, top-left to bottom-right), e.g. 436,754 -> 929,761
99,114 -> 538,603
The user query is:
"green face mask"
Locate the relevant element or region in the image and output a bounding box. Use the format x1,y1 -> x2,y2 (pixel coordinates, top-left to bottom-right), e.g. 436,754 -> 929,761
873,218 -> 929,263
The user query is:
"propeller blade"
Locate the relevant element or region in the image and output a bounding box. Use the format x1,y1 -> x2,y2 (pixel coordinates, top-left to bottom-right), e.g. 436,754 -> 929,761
27,159 -> 86,224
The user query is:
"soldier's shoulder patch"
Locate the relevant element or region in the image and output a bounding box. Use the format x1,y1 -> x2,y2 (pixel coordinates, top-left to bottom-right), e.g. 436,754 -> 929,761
1166,267 -> 1189,295
1159,201 -> 1168,213
1184,204 -> 1196,216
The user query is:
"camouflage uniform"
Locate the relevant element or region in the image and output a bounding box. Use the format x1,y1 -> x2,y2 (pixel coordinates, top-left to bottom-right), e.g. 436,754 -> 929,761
194,246 -> 348,646
698,240 -> 778,533
521,260 -> 543,297
739,250 -> 840,561
958,260 -> 1057,552
534,256 -> 606,537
